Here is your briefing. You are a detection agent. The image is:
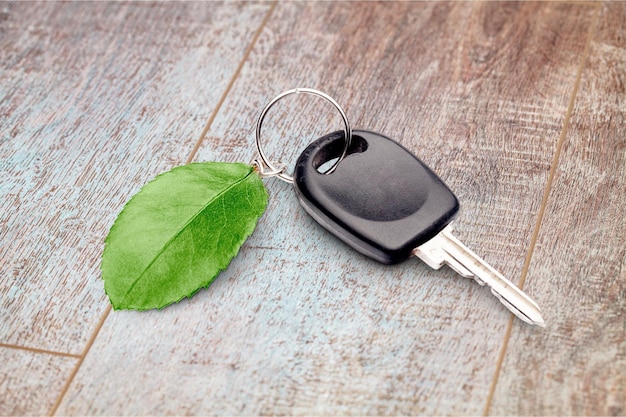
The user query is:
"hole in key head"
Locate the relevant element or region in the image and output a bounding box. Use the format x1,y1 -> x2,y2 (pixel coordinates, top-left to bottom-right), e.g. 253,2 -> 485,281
313,132 -> 368,174
317,157 -> 340,174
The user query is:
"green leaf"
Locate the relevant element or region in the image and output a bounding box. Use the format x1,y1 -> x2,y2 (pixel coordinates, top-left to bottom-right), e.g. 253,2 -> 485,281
101,162 -> 268,310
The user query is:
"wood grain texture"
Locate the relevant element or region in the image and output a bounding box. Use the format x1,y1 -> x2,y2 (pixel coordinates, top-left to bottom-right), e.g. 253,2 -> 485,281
490,2 -> 626,415
0,2 -> 271,414
0,2 -> 270,354
56,2 -> 600,415
0,347 -> 76,416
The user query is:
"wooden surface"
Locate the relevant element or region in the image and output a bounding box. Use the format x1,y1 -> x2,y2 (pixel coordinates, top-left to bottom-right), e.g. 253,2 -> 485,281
1,2 -> 623,415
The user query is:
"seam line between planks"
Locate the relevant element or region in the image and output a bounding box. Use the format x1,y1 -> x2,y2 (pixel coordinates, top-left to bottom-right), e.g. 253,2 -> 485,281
48,305 -> 111,416
47,3 -> 278,415
185,0 -> 278,164
482,3 -> 601,416
0,343 -> 81,358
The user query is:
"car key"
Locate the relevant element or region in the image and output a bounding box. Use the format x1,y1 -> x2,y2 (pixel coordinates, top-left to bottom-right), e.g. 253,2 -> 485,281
293,129 -> 545,327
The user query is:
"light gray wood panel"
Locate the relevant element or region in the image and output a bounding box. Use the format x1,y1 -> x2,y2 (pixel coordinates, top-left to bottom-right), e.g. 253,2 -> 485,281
57,2 -> 596,415
0,1 -> 271,354
490,2 -> 626,415
0,347 -> 76,416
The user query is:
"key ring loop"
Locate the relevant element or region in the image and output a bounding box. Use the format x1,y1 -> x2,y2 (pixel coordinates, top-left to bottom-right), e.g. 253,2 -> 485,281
255,88 -> 352,184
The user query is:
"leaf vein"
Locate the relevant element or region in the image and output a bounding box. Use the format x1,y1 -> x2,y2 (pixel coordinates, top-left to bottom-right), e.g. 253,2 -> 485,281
120,168 -> 257,304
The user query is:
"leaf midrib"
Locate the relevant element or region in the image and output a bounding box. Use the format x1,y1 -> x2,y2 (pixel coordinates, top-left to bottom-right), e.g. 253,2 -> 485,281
121,168 -> 256,304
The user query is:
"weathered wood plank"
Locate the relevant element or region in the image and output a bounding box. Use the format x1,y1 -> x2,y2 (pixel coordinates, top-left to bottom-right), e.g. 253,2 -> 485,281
490,2 -> 626,415
0,2 -> 272,412
0,347 -> 76,416
0,1 -> 270,354
0,2 -> 269,415
0,3 -> 271,414
57,2 -> 596,415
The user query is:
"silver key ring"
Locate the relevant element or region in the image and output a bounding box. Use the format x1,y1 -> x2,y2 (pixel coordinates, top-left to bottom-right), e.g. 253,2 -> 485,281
254,88 -> 352,184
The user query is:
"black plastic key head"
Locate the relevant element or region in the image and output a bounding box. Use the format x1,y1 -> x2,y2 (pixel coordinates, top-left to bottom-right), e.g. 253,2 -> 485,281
294,130 -> 459,264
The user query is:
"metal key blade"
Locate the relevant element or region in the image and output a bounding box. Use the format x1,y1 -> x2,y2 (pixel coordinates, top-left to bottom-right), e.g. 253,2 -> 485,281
414,225 -> 546,327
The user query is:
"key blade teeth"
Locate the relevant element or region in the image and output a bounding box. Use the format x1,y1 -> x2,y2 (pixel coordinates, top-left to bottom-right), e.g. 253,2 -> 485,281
438,225 -> 546,328
492,288 -> 546,328
443,255 -> 474,278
